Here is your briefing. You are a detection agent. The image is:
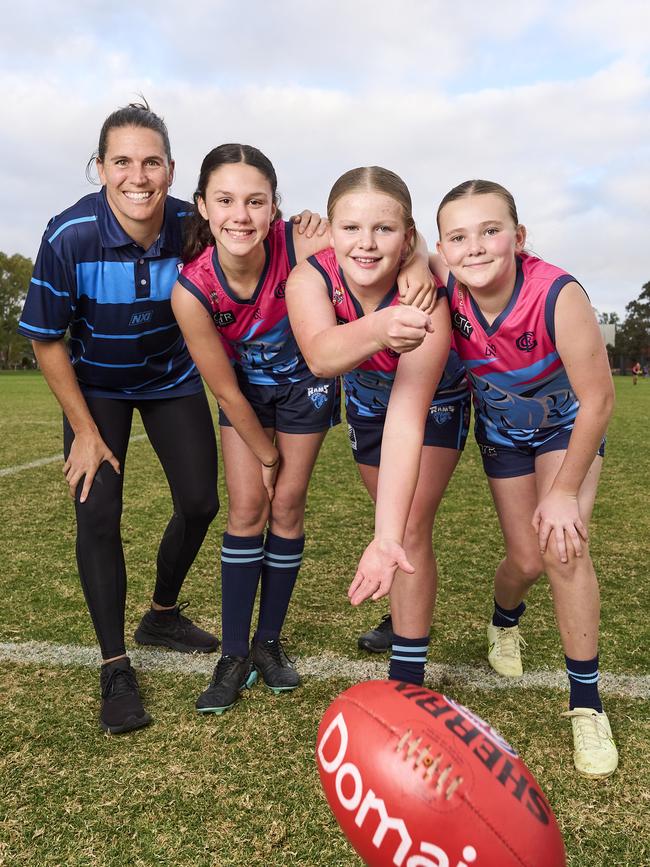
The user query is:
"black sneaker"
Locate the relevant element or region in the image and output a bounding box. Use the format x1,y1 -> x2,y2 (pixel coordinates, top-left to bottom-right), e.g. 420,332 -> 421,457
252,638 -> 300,694
195,654 -> 257,715
134,602 -> 220,654
357,614 -> 394,653
100,657 -> 151,734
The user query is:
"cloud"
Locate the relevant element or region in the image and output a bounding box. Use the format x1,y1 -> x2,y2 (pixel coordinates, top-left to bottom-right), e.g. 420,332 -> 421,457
1,3 -> 648,314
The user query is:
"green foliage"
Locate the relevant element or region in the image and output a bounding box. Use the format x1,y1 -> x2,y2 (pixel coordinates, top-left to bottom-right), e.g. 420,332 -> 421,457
615,282 -> 650,363
0,251 -> 34,369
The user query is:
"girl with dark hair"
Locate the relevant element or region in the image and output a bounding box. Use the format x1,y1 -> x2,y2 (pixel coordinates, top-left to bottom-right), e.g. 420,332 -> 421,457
172,147 -> 437,714
352,179 -> 618,780
286,166 -> 468,689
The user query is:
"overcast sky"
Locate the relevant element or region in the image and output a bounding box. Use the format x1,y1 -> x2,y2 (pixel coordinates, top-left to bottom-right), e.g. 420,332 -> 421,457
2,0 -> 649,315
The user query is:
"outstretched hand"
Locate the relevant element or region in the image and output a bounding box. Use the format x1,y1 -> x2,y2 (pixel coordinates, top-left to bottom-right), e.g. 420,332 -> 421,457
532,489 -> 588,564
64,430 -> 120,503
348,538 -> 414,606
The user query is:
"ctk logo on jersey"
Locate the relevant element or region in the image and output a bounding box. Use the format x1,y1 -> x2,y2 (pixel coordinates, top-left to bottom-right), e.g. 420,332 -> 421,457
332,286 -> 345,306
274,280 -> 286,299
516,331 -> 537,352
214,311 -> 236,327
307,384 -> 329,410
452,310 -> 473,340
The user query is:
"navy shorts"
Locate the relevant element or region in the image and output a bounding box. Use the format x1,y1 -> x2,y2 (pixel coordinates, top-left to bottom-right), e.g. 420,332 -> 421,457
347,393 -> 470,467
478,427 -> 606,479
219,370 -> 341,434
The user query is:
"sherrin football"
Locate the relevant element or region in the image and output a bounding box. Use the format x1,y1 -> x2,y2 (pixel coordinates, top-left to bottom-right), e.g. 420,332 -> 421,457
316,680 -> 566,867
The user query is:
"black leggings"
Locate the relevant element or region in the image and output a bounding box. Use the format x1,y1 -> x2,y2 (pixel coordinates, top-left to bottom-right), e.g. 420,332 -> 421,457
63,390 -> 219,659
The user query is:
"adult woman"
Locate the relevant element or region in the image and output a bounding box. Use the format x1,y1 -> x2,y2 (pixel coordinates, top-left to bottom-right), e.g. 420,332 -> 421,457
286,167 -> 466,687
19,101 -> 227,734
173,148 -> 436,713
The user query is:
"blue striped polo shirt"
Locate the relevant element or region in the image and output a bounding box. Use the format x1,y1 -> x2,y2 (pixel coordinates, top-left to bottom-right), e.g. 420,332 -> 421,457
18,188 -> 202,399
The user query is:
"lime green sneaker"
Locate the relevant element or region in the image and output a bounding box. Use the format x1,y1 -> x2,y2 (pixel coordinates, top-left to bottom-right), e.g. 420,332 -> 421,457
562,708 -> 618,779
487,623 -> 526,677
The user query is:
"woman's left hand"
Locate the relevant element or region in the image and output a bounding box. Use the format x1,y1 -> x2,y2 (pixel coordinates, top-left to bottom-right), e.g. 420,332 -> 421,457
290,210 -> 329,238
261,458 -> 280,501
532,490 -> 589,563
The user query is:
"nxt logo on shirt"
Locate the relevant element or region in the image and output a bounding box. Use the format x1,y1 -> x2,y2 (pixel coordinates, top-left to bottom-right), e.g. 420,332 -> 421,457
253,308 -> 263,320
129,310 -> 153,326
452,311 -> 473,339
485,343 -> 497,356
307,384 -> 329,410
516,331 -> 537,352
274,280 -> 286,299
214,311 -> 236,327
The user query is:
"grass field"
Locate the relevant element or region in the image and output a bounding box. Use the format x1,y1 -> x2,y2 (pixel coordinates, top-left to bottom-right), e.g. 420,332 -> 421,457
1,371 -> 648,866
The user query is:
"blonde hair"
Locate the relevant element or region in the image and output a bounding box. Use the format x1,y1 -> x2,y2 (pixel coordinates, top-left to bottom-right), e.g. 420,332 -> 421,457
327,166 -> 417,258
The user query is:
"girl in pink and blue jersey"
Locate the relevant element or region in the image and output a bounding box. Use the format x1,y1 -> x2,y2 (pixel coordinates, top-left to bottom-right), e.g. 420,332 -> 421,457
287,167 -> 463,688
352,180 -> 617,780
172,147 -> 436,714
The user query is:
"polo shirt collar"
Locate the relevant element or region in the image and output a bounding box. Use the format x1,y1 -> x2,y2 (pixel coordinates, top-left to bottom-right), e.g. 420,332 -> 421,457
96,186 -> 172,255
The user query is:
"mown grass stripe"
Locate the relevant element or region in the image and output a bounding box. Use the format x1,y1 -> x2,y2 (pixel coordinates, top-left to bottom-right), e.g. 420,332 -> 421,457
0,434 -> 149,477
1,640 -> 648,699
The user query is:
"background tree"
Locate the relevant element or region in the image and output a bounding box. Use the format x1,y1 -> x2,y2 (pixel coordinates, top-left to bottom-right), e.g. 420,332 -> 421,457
616,282 -> 650,366
0,251 -> 34,369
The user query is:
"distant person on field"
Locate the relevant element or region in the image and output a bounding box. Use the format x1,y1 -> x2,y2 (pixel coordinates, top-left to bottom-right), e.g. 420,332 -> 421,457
353,180 -> 618,780
632,361 -> 642,385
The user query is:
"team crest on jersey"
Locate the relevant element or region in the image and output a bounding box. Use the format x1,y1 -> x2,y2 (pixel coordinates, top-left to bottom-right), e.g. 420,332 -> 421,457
516,331 -> 537,352
332,286 -> 344,305
274,280 -> 286,299
485,343 -> 497,357
214,311 -> 236,327
452,310 -> 473,339
430,404 -> 454,425
307,384 -> 329,410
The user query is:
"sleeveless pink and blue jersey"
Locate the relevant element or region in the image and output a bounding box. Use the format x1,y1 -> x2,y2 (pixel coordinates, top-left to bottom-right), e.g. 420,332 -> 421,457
309,248 -> 467,423
446,253 -> 580,448
178,219 -> 309,385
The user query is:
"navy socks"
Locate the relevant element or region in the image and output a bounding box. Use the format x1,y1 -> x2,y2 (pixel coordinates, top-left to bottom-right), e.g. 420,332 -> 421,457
566,654 -> 602,712
492,598 -> 526,628
255,532 -> 304,643
220,532 -> 264,657
389,633 -> 430,686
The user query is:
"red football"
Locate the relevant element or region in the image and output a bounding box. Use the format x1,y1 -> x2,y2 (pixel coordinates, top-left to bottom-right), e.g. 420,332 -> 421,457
316,680 -> 566,867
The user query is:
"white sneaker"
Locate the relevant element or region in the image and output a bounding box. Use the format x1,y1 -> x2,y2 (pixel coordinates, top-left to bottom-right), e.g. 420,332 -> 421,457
487,623 -> 525,677
562,708 -> 618,779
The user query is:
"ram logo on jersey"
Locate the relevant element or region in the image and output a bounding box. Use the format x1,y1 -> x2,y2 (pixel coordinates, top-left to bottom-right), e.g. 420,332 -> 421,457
307,384 -> 330,410
429,404 -> 454,425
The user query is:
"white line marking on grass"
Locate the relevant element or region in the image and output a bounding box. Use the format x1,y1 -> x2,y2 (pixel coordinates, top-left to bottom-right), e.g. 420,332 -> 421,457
0,435 -> 149,477
1,640 -> 648,699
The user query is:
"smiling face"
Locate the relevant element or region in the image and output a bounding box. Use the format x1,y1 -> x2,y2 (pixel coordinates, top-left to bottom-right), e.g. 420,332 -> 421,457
197,162 -> 276,262
436,193 -> 526,295
97,125 -> 174,248
329,190 -> 412,295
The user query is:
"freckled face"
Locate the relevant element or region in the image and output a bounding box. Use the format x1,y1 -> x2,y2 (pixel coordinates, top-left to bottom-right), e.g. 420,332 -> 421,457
329,191 -> 411,292
437,193 -> 526,294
